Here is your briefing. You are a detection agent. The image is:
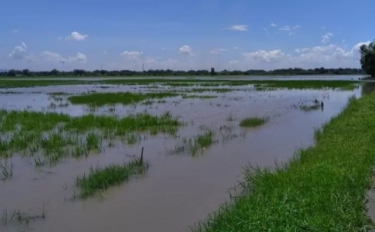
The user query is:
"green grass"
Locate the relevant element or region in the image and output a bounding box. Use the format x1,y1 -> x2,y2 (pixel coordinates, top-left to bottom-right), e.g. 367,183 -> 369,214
182,95 -> 217,99
75,159 -> 148,198
170,130 -> 216,156
0,110 -> 182,164
68,92 -> 178,106
300,104 -> 322,111
191,94 -> 375,232
239,117 -> 268,127
254,80 -> 358,90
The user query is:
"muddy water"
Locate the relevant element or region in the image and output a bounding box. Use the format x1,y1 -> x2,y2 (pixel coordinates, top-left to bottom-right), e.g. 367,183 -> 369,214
0,74 -> 365,81
0,85 -> 362,232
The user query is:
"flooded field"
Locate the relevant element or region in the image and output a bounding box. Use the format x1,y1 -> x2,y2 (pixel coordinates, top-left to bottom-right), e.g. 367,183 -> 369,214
0,81 -> 369,232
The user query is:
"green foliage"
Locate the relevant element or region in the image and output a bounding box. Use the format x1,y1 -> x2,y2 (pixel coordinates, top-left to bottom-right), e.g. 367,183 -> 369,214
360,41 -> 375,77
192,94 -> 375,231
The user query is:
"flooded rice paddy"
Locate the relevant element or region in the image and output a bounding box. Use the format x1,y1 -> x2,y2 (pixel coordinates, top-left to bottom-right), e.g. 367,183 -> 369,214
0,81 -> 367,232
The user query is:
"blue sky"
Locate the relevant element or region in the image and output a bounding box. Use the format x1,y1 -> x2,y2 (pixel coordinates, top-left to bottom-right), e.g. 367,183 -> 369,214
1,0 -> 373,71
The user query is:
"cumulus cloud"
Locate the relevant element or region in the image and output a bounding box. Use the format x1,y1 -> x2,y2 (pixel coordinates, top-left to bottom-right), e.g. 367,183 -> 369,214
40,51 -> 87,63
9,42 -> 27,60
242,50 -> 286,62
236,41 -> 370,70
40,51 -> 65,62
322,32 -> 333,43
65,31 -> 88,41
225,25 -> 248,32
270,22 -> 277,27
69,52 -> 87,62
179,45 -> 193,56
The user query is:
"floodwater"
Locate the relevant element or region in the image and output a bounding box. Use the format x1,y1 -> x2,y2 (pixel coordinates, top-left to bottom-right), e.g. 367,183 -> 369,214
0,83 -> 365,232
0,74 -> 366,81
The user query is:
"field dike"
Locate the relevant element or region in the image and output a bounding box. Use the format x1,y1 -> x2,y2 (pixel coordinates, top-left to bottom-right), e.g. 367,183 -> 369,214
192,92 -> 375,231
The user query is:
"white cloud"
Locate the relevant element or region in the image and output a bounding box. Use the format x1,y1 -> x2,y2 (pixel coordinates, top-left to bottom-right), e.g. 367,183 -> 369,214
210,48 -> 227,54
263,28 -> 269,33
322,26 -> 326,29
9,42 -> 27,60
225,25 -> 248,32
179,45 -> 193,56
270,22 -> 277,27
322,32 -> 333,43
103,51 -> 108,55
40,51 -> 65,62
120,51 -> 143,57
65,31 -> 88,41
242,50 -> 286,62
69,52 -> 87,62
12,29 -> 19,33
233,47 -> 238,50
40,51 -> 87,63
279,25 -> 300,31
229,60 -> 240,64
236,41 -> 370,70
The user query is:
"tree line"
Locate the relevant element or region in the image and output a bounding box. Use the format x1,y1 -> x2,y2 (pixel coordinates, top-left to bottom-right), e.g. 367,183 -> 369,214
0,67 -> 365,77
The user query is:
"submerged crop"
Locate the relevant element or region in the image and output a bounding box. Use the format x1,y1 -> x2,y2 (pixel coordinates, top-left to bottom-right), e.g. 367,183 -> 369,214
76,159 -> 148,198
0,110 -> 183,165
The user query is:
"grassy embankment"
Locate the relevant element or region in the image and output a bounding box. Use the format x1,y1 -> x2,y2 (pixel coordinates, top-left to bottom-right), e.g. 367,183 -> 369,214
0,110 -> 182,165
0,79 -> 359,90
192,93 -> 375,231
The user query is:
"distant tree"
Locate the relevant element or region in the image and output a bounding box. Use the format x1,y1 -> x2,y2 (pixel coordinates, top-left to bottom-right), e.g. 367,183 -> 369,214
360,41 -> 375,77
7,69 -> 16,77
22,69 -> 30,76
50,69 -> 59,76
210,67 -> 216,76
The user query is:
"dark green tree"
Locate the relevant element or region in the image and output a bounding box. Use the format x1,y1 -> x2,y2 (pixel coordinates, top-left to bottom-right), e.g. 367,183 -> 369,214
50,69 -> 59,76
360,41 -> 375,77
22,69 -> 30,76
210,67 -> 216,76
7,69 -> 16,77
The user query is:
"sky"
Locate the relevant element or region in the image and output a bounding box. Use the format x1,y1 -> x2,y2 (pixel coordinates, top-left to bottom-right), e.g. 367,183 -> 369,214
1,0 -> 374,71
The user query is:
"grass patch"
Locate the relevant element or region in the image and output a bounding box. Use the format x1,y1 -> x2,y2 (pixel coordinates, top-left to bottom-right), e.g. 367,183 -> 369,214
76,159 -> 148,198
191,94 -> 375,231
68,92 -> 178,106
170,129 -> 216,156
253,80 -> 358,90
182,95 -> 217,99
300,104 -> 322,111
239,117 -> 267,127
0,110 -> 182,164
